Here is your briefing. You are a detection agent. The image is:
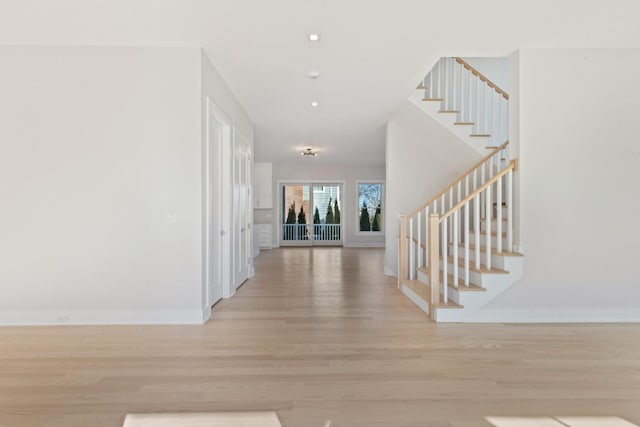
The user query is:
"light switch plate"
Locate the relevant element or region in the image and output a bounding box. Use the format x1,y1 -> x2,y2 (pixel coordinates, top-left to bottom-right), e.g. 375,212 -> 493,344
165,212 -> 177,224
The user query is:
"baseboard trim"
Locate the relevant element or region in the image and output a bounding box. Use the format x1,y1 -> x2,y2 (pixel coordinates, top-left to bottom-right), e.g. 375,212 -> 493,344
461,308 -> 640,323
343,242 -> 385,248
384,266 -> 397,277
0,309 -> 208,326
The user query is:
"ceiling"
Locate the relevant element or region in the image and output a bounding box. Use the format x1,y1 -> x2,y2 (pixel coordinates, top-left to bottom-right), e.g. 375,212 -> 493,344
1,0 -> 638,165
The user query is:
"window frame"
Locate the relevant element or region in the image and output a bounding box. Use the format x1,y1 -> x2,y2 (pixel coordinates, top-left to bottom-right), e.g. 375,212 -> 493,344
355,181 -> 384,235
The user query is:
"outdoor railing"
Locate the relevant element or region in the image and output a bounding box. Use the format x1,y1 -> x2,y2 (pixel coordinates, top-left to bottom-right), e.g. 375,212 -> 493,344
282,224 -> 341,241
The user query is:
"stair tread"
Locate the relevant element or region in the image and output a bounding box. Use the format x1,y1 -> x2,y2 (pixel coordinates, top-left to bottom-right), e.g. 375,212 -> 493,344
416,86 -> 428,90
439,110 -> 459,113
470,230 -> 507,237
402,280 -> 464,309
423,98 -> 443,101
470,134 -> 491,137
454,122 -> 475,125
452,243 -> 523,257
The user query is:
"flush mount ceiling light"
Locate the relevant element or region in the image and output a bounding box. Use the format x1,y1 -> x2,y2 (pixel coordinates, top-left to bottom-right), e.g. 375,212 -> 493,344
308,33 -> 320,42
300,148 -> 318,157
307,71 -> 320,79
311,101 -> 319,107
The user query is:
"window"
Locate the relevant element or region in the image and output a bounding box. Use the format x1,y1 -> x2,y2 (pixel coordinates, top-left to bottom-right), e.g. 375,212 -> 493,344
357,182 -> 383,233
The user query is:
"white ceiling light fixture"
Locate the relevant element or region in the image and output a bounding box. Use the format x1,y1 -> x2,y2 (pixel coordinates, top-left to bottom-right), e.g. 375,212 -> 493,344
307,71 -> 320,79
308,33 -> 320,42
311,101 -> 318,107
300,148 -> 318,157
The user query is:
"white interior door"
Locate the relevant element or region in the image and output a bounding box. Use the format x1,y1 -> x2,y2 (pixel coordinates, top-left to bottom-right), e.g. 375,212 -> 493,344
206,114 -> 225,307
233,131 -> 251,289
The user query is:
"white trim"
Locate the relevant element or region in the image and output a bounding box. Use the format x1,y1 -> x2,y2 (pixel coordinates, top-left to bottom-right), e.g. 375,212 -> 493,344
344,242 -> 385,248
384,266 -> 397,277
458,308 -> 640,323
277,180 -> 347,247
0,309 -> 209,326
355,180 -> 385,235
204,97 -> 233,305
401,284 -> 430,315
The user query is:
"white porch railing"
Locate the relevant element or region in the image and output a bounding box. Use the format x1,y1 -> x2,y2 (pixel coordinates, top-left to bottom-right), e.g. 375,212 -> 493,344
420,57 -> 509,145
282,224 -> 341,242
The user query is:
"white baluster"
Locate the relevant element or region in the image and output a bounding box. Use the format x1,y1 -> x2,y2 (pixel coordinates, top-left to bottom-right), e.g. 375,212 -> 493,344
457,182 -> 462,244
464,201 -> 470,287
417,211 -> 422,268
491,91 -> 496,141
452,59 -> 457,112
474,194 -> 480,270
484,84 -> 489,136
440,194 -> 445,215
458,60 -> 463,118
448,187 -> 454,240
453,210 -> 458,289
465,175 -> 470,198
465,67 -> 470,123
409,218 -> 414,280
440,58 -> 449,104
472,169 -> 478,228
485,185 -> 492,270
507,168 -> 513,253
480,163 -> 486,218
475,74 -> 481,133
497,94 -> 502,144
425,206 -> 430,267
497,175 -> 503,253
442,217 -> 448,303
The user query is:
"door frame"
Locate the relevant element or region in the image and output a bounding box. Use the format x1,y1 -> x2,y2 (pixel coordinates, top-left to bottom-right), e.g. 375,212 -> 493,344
277,180 -> 346,247
232,127 -> 253,290
204,97 -> 232,311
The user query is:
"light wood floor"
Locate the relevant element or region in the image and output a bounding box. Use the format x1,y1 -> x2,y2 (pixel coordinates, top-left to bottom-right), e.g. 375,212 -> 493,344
1,248 -> 640,427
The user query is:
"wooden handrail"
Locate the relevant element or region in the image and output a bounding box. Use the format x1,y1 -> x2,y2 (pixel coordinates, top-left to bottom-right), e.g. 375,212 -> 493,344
407,140 -> 509,218
455,57 -> 509,100
439,160 -> 516,223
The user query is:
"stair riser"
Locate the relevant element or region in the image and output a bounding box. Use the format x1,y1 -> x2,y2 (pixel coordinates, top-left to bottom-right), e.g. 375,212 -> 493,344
446,245 -> 520,270
480,219 -> 509,232
416,269 -> 463,305
468,232 -> 509,249
418,263 -> 497,288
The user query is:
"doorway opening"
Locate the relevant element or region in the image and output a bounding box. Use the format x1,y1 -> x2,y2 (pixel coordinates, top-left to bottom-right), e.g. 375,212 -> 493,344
280,183 -> 343,247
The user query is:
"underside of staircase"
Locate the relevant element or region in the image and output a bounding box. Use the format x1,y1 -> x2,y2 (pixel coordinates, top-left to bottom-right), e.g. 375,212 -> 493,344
398,57 -> 523,322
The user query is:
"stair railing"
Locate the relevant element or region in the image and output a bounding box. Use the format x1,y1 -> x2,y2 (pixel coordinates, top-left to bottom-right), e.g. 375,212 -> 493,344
398,141 -> 512,292
400,158 -> 517,311
420,57 -> 509,145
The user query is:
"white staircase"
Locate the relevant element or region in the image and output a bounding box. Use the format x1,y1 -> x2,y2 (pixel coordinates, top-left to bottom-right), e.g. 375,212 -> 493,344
408,57 -> 509,155
398,57 -> 522,322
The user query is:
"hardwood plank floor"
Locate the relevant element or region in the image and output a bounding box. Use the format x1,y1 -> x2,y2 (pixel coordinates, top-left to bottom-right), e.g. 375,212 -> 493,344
1,247 -> 640,427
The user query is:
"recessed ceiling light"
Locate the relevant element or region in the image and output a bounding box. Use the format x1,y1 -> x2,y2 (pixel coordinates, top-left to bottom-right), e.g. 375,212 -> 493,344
311,101 -> 318,107
308,33 -> 320,42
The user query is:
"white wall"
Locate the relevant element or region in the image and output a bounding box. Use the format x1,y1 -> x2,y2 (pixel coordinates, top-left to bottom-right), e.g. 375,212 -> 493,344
384,101 -> 482,276
271,163 -> 386,247
482,49 -> 640,321
0,46 -> 253,325
462,57 -> 511,93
